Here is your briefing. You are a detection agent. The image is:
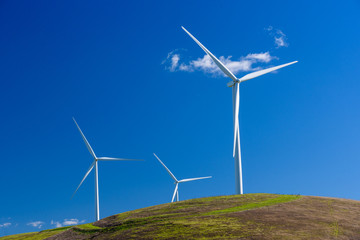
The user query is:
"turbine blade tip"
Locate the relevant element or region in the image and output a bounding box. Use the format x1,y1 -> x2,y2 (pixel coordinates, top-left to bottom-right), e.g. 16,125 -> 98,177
71,192 -> 76,199
181,26 -> 189,33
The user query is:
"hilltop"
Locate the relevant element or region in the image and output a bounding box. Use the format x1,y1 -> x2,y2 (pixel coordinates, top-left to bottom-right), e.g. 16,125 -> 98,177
2,193 -> 360,239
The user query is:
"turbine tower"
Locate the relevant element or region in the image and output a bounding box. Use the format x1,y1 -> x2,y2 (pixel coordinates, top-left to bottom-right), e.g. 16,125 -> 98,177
72,118 -> 142,221
182,26 -> 297,195
154,153 -> 211,202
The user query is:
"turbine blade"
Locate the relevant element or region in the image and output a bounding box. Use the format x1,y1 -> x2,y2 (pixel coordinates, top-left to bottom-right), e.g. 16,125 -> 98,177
233,83 -> 240,157
71,161 -> 95,199
73,118 -> 97,159
178,176 -> 212,183
97,157 -> 144,161
171,183 -> 179,203
153,153 -> 178,182
182,26 -> 238,82
239,61 -> 298,82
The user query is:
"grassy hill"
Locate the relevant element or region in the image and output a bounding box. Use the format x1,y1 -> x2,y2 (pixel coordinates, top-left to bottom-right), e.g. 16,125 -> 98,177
2,193 -> 360,239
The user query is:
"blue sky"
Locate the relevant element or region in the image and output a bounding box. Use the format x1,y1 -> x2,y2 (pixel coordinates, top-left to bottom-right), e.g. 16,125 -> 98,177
1,0 -> 360,236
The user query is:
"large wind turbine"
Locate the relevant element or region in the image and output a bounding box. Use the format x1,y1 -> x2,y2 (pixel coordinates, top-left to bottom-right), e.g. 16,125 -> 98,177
182,26 -> 297,195
153,153 -> 211,202
72,118 -> 142,221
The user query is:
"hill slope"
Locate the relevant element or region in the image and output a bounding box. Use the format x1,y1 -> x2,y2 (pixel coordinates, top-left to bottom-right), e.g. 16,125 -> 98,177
2,193 -> 360,239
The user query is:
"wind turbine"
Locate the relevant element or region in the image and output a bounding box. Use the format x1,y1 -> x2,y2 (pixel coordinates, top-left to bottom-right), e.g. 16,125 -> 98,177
153,153 -> 211,202
182,26 -> 297,195
72,118 -> 142,221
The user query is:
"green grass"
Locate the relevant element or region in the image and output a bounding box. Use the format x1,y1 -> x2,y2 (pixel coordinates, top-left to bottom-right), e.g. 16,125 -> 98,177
207,194 -> 301,215
75,223 -> 102,230
0,229 -> 66,240
40,226 -> 72,232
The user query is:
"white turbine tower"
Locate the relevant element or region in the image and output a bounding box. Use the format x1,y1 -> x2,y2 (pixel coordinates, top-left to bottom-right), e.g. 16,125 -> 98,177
72,118 -> 142,221
153,153 -> 212,202
182,26 -> 297,195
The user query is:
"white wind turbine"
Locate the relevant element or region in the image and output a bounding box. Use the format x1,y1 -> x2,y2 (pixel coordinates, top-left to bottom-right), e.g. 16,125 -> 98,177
72,118 -> 142,221
182,26 -> 297,195
153,153 -> 212,202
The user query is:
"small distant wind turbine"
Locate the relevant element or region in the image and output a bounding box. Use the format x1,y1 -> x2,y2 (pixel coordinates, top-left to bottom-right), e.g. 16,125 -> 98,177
153,153 -> 211,202
72,118 -> 142,221
182,26 -> 297,195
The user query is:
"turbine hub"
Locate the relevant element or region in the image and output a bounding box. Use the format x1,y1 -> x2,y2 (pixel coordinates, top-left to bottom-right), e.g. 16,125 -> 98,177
227,80 -> 240,88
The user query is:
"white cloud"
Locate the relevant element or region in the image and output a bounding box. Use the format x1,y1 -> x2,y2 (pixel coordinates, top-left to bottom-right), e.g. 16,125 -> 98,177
245,52 -> 274,62
0,222 -> 11,228
274,37 -> 286,48
266,26 -> 289,48
162,50 -> 182,72
51,220 -> 62,228
27,221 -> 44,229
63,219 -> 84,226
51,218 -> 86,228
163,51 -> 277,77
170,54 -> 180,71
274,30 -> 288,48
